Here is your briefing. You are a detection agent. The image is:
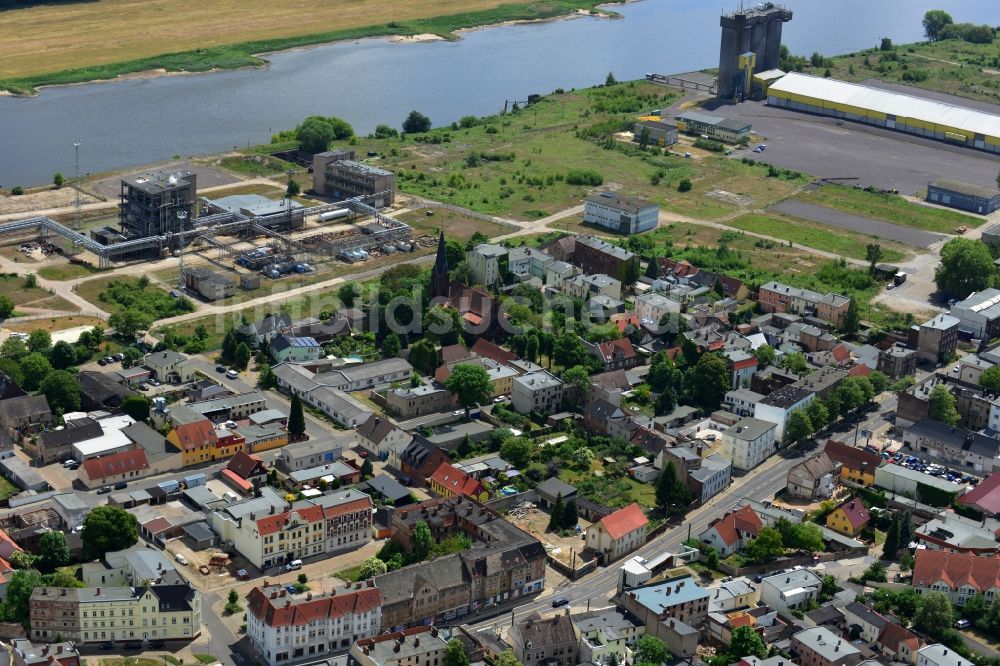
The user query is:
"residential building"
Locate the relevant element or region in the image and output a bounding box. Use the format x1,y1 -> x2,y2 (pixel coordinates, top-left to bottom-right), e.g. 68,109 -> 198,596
755,384 -> 814,442
212,490 -> 372,569
237,424 -> 288,455
269,336 -> 323,364
722,418 -> 777,471
583,193 -> 659,235
573,236 -> 636,283
30,583 -> 201,642
699,505 -> 763,556
877,623 -> 920,664
791,627 -> 862,666
182,267 -> 235,301
573,609 -> 643,666
708,578 -> 760,611
77,371 -> 136,412
620,575 -> 711,628
824,440 -> 881,486
82,544 -> 182,587
78,449 -> 150,490
395,436 -> 450,486
725,350 -> 759,390
468,244 -> 508,287
0,395 -> 53,436
587,338 -> 640,372
912,550 -> 1000,606
313,150 -> 395,207
787,452 -> 838,499
918,645 -> 973,666
585,503 -> 648,563
143,350 -> 195,383
508,247 -> 554,279
428,462 -> 489,502
509,612 -> 579,666
28,418 -> 103,465
635,292 -> 681,330
276,437 -> 346,473
958,471 -> 1000,517
725,389 -> 765,418
563,273 -> 623,301
689,454 -> 732,503
512,371 -> 564,415
119,170 -> 197,238
545,261 -> 579,289
761,569 -> 822,615
246,583 -> 381,666
916,512 -> 1000,554
224,451 -> 268,494
12,639 -> 80,666
759,282 -> 851,328
633,119 -> 679,146
168,421 -> 246,467
903,419 -> 1000,475
271,364 -> 375,428
917,315 -> 960,364
844,602 -> 889,644
384,385 -> 452,419
350,626 -> 448,666
357,417 -> 411,461
878,345 -> 917,381
952,289 -> 1000,340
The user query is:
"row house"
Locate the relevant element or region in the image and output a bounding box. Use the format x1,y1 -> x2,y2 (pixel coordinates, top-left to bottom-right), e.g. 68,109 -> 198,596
758,282 -> 851,328
912,550 -> 1000,606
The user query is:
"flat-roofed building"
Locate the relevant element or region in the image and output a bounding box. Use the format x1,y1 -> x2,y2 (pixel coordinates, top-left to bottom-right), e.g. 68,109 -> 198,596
951,289 -> 1000,340
182,267 -> 235,301
928,179 -> 1000,215
119,170 -> 197,238
675,111 -> 752,143
584,193 -> 659,235
791,626 -> 862,666
313,150 -> 395,207
633,119 -> 679,147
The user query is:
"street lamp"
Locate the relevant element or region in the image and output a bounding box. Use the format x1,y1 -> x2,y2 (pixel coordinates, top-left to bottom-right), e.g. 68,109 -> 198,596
73,139 -> 82,230
176,209 -> 188,290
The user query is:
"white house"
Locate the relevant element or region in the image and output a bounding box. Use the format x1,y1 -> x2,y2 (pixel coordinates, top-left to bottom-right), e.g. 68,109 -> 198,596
918,645 -> 974,666
585,503 -> 648,562
759,569 -> 822,616
563,273 -> 622,301
546,261 -> 579,289
754,385 -> 814,442
635,292 -> 680,329
511,371 -> 564,415
468,244 -> 508,287
722,418 -> 777,471
509,247 -> 554,279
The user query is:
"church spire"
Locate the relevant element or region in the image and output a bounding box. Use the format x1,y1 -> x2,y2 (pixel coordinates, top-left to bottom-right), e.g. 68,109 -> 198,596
431,229 -> 450,299
434,229 -> 448,273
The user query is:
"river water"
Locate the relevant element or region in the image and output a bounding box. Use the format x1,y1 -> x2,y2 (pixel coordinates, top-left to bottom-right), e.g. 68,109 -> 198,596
0,0 -> 993,187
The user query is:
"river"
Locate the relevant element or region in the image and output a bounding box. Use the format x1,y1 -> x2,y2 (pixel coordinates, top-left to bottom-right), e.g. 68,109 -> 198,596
0,0 -> 993,187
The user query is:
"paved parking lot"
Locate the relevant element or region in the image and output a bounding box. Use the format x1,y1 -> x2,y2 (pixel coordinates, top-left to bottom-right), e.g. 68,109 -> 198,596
727,101 -> 1000,195
770,199 -> 944,248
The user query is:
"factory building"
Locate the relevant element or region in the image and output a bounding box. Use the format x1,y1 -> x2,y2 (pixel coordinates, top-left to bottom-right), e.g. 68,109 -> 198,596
584,193 -> 659,235
717,3 -> 793,101
767,72 -> 1000,154
312,150 -> 395,207
927,179 -> 1000,215
119,170 -> 197,238
633,120 -> 678,147
675,111 -> 752,143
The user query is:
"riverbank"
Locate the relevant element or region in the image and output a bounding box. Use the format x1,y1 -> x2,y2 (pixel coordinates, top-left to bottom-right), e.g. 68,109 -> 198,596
0,0 -> 622,95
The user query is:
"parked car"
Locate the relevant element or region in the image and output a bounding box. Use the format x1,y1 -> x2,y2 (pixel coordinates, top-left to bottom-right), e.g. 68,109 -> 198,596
285,584 -> 297,595
551,597 -> 569,608
226,369 -> 239,379
99,642 -> 115,651
97,486 -> 112,494
286,559 -> 303,571
114,481 -> 128,490
175,553 -> 188,565
216,365 -> 226,373
956,619 -> 971,629
236,568 -> 249,580
97,358 -> 108,366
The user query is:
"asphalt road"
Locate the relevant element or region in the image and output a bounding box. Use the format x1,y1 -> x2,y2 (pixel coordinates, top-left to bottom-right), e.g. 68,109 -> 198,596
770,200 -> 944,249
726,101 -> 1000,195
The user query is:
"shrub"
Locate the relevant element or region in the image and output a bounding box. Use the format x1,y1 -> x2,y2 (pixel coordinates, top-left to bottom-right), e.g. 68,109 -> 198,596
677,179 -> 693,192
565,169 -> 603,186
693,138 -> 726,153
10,186 -> 23,196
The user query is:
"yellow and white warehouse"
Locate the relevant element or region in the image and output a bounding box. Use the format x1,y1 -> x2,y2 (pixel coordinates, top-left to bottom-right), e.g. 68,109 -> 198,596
767,72 -> 1000,153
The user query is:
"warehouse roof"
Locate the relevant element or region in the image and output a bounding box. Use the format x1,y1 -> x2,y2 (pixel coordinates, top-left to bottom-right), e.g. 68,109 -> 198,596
586,192 -> 658,215
768,72 -> 1000,139
930,179 -> 1000,200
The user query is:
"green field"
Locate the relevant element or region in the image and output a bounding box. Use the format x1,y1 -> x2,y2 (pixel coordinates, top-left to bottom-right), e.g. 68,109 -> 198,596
37,262 -> 104,281
795,185 -> 987,232
721,213 -> 909,262
398,208 -> 510,242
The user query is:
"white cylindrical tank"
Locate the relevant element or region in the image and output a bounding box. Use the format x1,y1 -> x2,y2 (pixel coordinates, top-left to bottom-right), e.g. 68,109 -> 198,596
319,209 -> 351,222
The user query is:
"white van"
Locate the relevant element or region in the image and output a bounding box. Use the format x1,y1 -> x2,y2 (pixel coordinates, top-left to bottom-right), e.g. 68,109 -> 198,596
286,559 -> 303,571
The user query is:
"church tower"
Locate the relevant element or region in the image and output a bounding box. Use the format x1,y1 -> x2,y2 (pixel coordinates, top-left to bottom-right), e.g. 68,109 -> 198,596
431,230 -> 450,299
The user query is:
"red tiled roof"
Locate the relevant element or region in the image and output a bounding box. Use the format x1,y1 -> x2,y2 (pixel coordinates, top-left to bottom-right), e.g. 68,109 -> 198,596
247,586 -> 381,627
824,440 -> 881,474
170,419 -> 216,451
598,338 -> 637,362
848,364 -> 871,377
227,451 -> 265,479
430,462 -> 484,498
222,468 -> 253,492
959,471 -> 1000,515
659,258 -> 700,278
834,498 -> 870,529
707,505 -> 762,546
321,497 -> 372,519
879,622 -> 919,652
913,550 -> 1000,592
440,344 -> 472,364
470,338 -> 518,364
729,614 -> 755,629
599,503 -> 648,541
256,505 -> 325,536
831,345 -> 852,364
611,312 -> 640,333
143,517 -> 172,535
81,449 -> 149,480
731,357 -> 758,371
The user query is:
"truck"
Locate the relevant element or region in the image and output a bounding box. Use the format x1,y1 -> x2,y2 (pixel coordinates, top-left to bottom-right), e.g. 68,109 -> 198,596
893,271 -> 907,286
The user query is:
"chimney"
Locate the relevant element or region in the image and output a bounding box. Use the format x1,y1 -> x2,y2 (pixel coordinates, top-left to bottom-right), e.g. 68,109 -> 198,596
431,628 -> 438,638
271,505 -> 276,515
307,593 -> 313,601
96,587 -> 101,596
414,638 -> 420,647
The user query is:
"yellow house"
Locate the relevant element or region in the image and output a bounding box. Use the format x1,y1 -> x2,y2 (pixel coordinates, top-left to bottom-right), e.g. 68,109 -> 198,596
487,363 -> 518,398
825,497 -> 870,537
168,420 -> 245,467
825,440 -> 880,487
428,462 -> 489,503
240,424 -> 289,454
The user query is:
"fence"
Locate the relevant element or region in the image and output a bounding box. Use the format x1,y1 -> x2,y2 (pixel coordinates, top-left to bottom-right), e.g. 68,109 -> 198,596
3,310 -> 108,324
717,549 -> 866,577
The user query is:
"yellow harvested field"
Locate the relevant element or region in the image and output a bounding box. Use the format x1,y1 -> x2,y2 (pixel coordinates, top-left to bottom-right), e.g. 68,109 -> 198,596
0,0 -> 550,78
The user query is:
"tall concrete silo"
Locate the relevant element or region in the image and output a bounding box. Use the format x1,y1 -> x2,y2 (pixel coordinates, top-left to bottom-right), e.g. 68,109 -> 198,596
718,3 -> 793,101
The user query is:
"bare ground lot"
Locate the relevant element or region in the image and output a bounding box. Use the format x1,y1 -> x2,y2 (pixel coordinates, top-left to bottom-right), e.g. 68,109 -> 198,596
770,200 -> 944,249
89,160 -> 243,200
726,99 -> 1000,195
506,500 -> 592,568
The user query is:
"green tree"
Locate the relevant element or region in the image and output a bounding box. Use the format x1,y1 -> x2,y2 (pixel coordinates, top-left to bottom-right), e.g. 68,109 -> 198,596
963,594 -> 989,624
868,371 -> 891,395
563,365 -> 592,397
862,561 -> 887,582
806,400 -> 829,430
935,237 -> 997,298
109,309 -> 153,340
53,173 -> 65,188
820,575 -> 838,601
644,257 -> 659,279
39,370 -> 80,413
285,179 -> 301,198
0,358 -> 24,387
784,410 -> 814,445
338,282 -> 361,308
445,364 -> 493,416
2,569 -> 41,625
19,352 -> 52,391
745,527 -> 784,564
552,332 -> 591,369
27,329 -> 51,353
755,345 -> 776,367
928,385 -> 959,426
605,71 -> 618,86
81,506 -> 139,559
443,639 -> 469,666
730,625 -> 767,659
548,492 -> 565,531
635,635 -> 669,665
781,351 -> 809,375
563,500 -> 578,529
403,111 -> 432,134
121,395 -> 151,422
500,437 -> 532,468
880,37 -> 894,51
842,299 -> 860,335
288,394 -> 306,436
0,295 -> 13,319
408,338 -> 438,375
412,520 -> 433,561
789,522 -> 825,552
980,366 -> 1000,392
916,591 -> 954,635
687,352 -> 730,409
923,9 -> 954,40
233,342 -> 251,371
359,556 -> 388,580
866,243 -> 883,274
383,333 -> 402,359
296,117 -> 336,154
494,650 -> 523,666
49,341 -> 78,370
883,512 -> 902,560
360,458 -> 374,479
37,531 -> 69,573
656,463 -> 693,516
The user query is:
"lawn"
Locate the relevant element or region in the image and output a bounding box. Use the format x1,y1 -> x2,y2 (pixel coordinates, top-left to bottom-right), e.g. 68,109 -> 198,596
558,460 -> 655,510
0,477 -> 18,501
399,208 -> 511,242
721,212 -> 910,262
217,155 -> 298,177
6,315 -> 107,334
795,184 -> 986,232
0,274 -> 78,310
334,564 -> 365,582
37,262 -> 105,281
0,0 -> 617,92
